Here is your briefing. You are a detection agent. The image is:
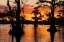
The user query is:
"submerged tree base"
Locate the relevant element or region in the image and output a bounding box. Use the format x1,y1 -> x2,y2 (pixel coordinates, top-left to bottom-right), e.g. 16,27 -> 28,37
47,25 -> 59,32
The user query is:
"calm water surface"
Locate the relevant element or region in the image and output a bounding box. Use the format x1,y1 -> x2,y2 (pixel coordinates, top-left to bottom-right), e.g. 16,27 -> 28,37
0,24 -> 64,42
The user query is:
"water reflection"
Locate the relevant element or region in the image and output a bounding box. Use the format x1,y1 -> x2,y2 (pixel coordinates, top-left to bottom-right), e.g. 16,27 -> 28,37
0,24 -> 12,42
21,25 -> 34,42
0,24 -> 64,42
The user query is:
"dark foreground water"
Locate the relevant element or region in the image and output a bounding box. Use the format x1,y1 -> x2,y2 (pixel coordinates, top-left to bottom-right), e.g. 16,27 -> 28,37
0,24 -> 64,42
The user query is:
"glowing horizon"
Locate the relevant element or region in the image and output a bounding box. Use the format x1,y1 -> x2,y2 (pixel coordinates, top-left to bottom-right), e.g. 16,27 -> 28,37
0,0 -> 64,21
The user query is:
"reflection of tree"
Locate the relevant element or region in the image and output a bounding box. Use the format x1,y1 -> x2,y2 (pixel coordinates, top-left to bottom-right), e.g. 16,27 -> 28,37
31,4 -> 41,42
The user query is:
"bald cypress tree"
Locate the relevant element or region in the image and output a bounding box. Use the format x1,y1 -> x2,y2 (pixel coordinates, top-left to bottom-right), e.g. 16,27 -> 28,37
7,0 -> 24,42
47,0 -> 57,31
39,0 -> 57,31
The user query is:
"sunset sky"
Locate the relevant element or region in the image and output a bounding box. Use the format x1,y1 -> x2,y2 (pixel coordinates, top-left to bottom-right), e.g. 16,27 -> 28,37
0,0 -> 64,21
0,0 -> 64,5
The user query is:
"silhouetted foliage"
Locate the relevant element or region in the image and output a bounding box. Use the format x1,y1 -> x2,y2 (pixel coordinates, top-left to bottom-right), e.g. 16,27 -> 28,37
7,0 -> 24,42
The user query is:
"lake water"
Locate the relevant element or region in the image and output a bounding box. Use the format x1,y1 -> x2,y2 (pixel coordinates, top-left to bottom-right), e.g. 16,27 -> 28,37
0,24 -> 64,42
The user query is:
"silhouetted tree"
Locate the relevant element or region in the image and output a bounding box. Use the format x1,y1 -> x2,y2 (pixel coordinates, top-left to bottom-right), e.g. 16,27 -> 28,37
47,0 -> 57,31
7,0 -> 24,42
32,7 -> 39,42
32,6 -> 42,27
7,0 -> 15,31
7,0 -> 16,42
14,0 -> 24,42
57,1 -> 64,26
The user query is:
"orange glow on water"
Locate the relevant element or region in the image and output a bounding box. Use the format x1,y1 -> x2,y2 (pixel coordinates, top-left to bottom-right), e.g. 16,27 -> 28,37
0,25 -> 12,42
21,25 -> 51,42
0,25 -> 64,42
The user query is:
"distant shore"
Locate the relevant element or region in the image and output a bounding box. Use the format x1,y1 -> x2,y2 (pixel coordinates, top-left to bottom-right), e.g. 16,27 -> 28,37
0,20 -> 60,25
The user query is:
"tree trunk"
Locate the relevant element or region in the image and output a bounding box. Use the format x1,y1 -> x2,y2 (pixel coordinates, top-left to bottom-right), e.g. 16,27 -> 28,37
47,0 -> 57,31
